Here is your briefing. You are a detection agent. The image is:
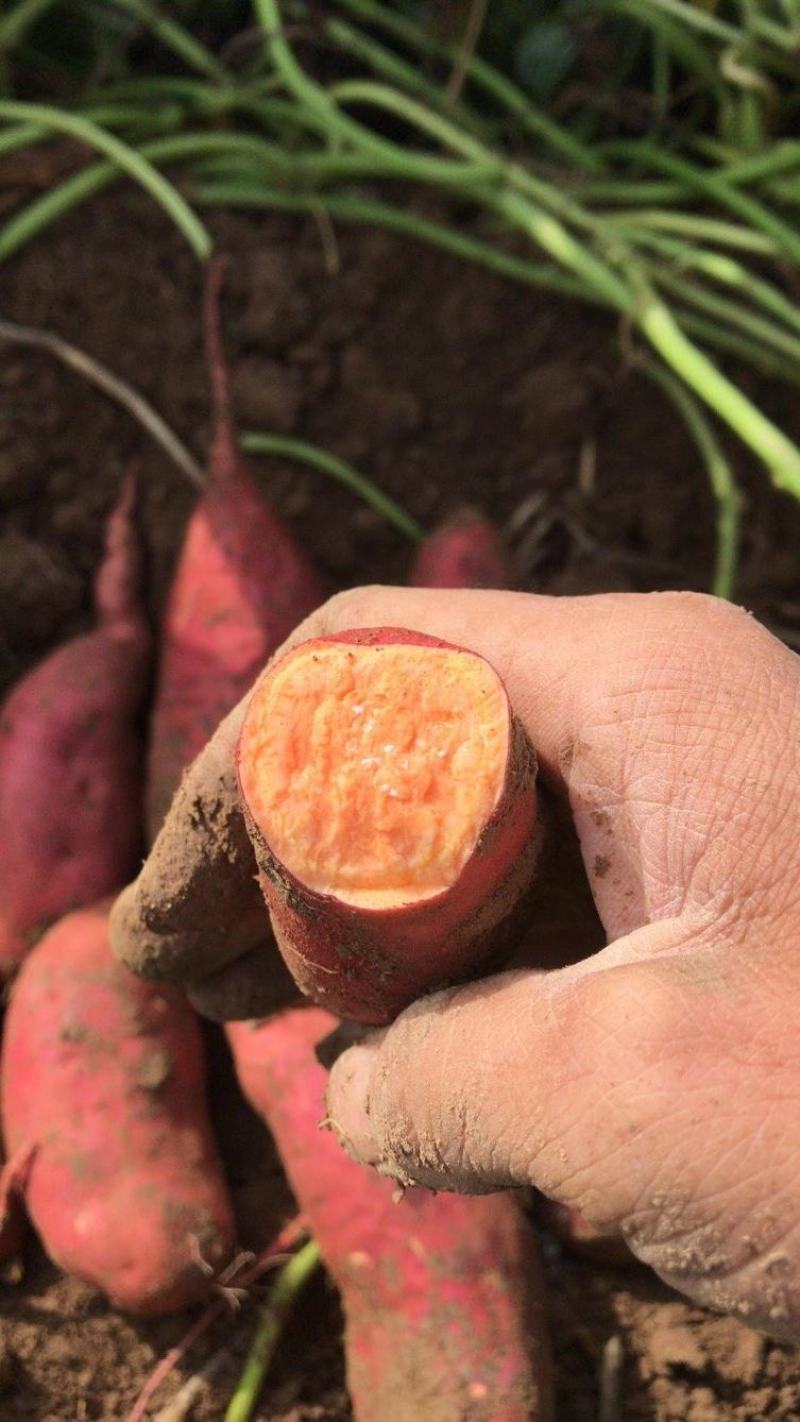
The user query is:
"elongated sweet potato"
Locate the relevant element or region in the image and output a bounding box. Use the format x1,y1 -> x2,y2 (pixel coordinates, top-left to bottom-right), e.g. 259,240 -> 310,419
237,626 -> 541,1023
145,258 -> 323,840
1,902 -> 235,1315
411,508 -> 511,589
227,1007 -> 553,1422
0,476 -> 148,978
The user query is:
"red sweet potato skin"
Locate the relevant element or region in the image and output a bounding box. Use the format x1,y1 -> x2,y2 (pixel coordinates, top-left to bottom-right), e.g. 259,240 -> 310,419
227,1007 -> 553,1422
239,628 -> 540,1024
146,467 -> 322,836
411,509 -> 512,590
1,903 -> 235,1315
145,261 -> 322,840
0,479 -> 148,978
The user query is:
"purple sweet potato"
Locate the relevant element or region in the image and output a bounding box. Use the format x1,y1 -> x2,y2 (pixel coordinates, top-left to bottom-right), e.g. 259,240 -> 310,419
0,475 -> 148,977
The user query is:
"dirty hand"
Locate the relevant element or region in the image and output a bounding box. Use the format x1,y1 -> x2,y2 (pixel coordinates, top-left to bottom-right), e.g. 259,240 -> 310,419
112,587 -> 800,1338
322,588 -> 800,1340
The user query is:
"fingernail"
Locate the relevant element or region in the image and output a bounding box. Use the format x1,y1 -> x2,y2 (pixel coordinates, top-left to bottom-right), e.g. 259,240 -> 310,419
326,1038 -> 382,1166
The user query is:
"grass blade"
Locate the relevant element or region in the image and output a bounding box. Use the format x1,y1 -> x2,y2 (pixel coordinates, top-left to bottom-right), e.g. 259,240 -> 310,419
241,432 -> 425,542
0,100 -> 211,259
224,1241 -> 320,1422
647,363 -> 741,599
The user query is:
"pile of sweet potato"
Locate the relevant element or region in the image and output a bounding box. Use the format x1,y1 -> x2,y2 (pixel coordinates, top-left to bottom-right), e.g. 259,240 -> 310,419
0,261 -> 556,1420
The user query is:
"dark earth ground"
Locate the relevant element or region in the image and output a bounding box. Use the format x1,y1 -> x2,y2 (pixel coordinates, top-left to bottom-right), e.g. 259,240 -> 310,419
2,184 -> 800,1420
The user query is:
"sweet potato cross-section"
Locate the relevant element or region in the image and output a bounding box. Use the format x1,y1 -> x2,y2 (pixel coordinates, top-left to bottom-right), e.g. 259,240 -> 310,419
239,640 -> 509,908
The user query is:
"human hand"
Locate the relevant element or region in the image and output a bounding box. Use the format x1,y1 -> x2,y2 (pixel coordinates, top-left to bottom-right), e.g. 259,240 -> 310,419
320,587 -> 800,1339
112,586 -> 800,1337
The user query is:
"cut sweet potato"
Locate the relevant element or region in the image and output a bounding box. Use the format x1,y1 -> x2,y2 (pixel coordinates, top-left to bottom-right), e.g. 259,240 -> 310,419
238,626 -> 541,1022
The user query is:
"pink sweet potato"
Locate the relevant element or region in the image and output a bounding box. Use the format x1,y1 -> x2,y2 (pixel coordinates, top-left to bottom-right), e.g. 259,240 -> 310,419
227,1007 -> 553,1422
237,626 -> 541,1023
0,475 -> 149,978
145,258 -> 323,840
1,902 -> 235,1315
411,507 -> 512,589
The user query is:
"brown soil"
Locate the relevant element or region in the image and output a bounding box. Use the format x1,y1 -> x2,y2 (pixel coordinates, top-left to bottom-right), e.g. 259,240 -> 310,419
2,189 -> 800,1420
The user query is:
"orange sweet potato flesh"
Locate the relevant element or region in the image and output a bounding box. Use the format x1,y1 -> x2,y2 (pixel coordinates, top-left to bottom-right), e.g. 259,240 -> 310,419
242,636 -> 508,908
238,627 -> 541,1023
1,902 -> 235,1315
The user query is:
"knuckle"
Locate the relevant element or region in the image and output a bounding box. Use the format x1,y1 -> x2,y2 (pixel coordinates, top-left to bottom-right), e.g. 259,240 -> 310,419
277,587 -> 390,659
321,584 -> 388,630
641,590 -> 760,658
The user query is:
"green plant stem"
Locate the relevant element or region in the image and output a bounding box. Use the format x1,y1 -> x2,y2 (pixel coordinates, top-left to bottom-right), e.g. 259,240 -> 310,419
653,264 -> 800,366
321,76 -> 632,304
325,65 -> 795,390
256,0 -> 800,495
722,141 -> 800,186
0,136 -> 493,264
609,209 -> 778,254
610,0 -> 743,45
334,0 -> 604,171
647,366 -> 740,600
0,100 -> 210,259
636,289 -> 800,491
326,75 -> 602,235
91,75 -> 280,112
0,0 -> 58,48
195,180 -> 591,302
614,225 -> 800,337
0,120 -> 45,155
324,15 -> 484,137
0,315 -> 204,485
606,0 -> 731,117
652,30 -> 671,126
0,130 -> 330,261
490,188 -> 629,309
193,179 -> 800,381
109,0 -> 231,83
224,1242 -> 320,1422
255,0 -> 496,188
580,178 -> 689,204
602,142 -> 800,264
678,311 -> 800,383
242,432 -> 424,540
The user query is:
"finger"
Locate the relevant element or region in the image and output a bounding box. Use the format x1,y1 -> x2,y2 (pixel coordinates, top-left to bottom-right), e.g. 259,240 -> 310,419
110,699 -> 265,982
328,922 -> 800,1334
186,938 -> 301,1021
326,914 -> 709,1210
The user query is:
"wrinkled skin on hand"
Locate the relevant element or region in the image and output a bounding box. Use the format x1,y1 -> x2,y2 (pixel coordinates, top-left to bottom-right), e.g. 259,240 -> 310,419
113,587 -> 800,1339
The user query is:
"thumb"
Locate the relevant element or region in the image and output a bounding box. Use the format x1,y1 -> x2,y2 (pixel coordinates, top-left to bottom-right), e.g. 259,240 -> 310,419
327,914 -> 713,1225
